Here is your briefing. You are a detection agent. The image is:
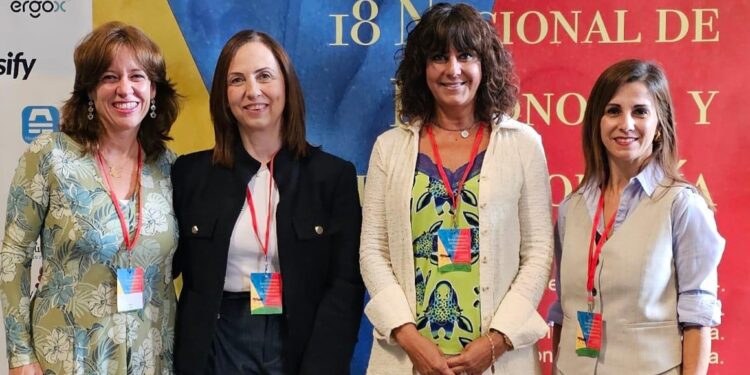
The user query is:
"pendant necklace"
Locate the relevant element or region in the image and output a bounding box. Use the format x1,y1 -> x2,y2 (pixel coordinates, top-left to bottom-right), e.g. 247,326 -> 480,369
98,142 -> 138,178
433,122 -> 479,139
100,156 -> 125,178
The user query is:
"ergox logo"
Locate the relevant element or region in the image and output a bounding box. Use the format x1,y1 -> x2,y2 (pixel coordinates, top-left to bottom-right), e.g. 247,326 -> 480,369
10,1 -> 67,18
1,52 -> 36,80
22,106 -> 59,143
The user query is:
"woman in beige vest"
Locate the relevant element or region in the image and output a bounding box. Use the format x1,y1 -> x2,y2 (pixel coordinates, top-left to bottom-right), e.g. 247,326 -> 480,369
548,60 -> 724,375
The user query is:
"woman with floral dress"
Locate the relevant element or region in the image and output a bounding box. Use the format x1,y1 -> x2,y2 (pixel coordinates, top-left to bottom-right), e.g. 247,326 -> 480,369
1,22 -> 180,375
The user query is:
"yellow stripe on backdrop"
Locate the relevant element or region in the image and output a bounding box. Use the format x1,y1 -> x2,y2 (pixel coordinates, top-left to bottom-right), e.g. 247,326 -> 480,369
94,0 -> 214,155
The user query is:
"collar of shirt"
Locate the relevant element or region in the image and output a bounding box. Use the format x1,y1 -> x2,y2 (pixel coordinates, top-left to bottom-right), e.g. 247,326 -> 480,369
580,161 -> 666,233
231,140 -> 297,193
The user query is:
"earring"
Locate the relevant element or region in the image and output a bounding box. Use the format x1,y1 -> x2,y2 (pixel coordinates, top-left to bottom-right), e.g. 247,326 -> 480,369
654,128 -> 663,142
149,98 -> 157,119
87,100 -> 95,120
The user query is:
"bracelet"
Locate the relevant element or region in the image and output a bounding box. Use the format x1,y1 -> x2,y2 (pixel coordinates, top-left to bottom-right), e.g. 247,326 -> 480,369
486,333 -> 497,373
500,332 -> 514,351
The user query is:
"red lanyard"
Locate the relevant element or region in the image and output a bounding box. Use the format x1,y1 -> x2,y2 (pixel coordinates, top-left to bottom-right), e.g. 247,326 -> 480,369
96,147 -> 143,252
426,124 -> 484,224
245,156 -> 276,266
586,191 -> 617,311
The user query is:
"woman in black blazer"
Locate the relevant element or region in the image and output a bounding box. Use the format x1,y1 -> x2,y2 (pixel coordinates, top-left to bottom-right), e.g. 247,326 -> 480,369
171,30 -> 364,375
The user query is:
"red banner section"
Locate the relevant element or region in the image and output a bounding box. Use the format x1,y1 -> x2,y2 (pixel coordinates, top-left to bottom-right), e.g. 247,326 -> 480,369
491,1 -> 749,373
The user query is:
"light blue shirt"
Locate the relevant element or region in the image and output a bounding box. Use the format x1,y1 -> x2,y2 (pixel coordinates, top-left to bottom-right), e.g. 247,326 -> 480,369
548,162 -> 724,327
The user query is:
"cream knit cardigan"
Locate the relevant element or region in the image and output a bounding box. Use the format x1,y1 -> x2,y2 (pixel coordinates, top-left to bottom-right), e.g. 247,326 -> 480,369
360,117 -> 553,374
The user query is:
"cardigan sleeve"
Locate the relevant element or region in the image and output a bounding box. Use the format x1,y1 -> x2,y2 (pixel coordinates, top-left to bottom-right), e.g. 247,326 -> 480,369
547,196 -> 572,326
359,136 -> 414,344
489,129 -> 553,349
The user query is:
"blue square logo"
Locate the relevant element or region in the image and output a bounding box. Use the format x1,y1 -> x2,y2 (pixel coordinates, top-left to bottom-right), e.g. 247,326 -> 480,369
22,106 -> 59,143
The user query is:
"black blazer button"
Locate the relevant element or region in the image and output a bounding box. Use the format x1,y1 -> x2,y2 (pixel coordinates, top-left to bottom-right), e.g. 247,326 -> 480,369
314,225 -> 324,235
191,225 -> 199,234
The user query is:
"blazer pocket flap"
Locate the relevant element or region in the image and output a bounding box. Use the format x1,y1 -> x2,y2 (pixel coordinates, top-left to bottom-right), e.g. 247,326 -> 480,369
293,215 -> 337,240
181,214 -> 217,239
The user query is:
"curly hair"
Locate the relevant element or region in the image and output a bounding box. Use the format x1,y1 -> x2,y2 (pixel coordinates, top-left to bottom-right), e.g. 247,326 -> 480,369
395,2 -> 518,124
60,21 -> 180,162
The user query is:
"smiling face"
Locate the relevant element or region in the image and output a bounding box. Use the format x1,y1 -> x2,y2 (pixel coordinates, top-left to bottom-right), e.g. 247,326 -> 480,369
600,81 -> 659,170
226,41 -> 286,136
425,48 -> 482,116
92,47 -> 155,136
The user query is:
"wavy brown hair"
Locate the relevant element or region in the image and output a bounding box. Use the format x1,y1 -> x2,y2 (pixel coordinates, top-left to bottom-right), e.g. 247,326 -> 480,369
210,30 -> 309,167
396,2 -> 518,124
578,59 -> 690,193
60,21 -> 180,162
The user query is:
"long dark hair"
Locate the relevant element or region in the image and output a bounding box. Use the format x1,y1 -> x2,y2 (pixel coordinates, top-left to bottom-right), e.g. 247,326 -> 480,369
578,59 -> 688,193
210,30 -> 309,167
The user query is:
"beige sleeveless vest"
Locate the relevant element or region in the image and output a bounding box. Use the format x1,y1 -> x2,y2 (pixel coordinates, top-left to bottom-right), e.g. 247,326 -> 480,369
557,186 -> 685,375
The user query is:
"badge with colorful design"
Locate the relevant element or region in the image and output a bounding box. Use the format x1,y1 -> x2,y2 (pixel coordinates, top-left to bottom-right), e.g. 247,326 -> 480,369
250,272 -> 283,315
576,310 -> 603,357
116,267 -> 144,312
436,228 -> 472,272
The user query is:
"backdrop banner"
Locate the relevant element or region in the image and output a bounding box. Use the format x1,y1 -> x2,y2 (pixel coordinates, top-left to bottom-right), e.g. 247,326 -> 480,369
0,1 -> 92,374
0,1 -> 746,374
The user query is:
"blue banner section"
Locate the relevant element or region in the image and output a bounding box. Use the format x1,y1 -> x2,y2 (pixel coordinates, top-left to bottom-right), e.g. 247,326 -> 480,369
167,1 -> 492,372
168,0 -> 492,173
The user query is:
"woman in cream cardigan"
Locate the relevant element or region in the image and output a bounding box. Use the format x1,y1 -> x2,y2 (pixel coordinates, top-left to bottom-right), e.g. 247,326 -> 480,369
360,4 -> 553,375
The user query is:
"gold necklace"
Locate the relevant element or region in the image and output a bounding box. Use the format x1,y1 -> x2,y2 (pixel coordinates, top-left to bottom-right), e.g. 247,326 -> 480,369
100,155 -> 125,178
98,143 -> 138,178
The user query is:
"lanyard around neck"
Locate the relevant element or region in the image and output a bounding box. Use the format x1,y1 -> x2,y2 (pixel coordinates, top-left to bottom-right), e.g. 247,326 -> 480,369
96,147 -> 143,252
245,156 -> 276,271
426,124 -> 484,225
586,191 -> 617,311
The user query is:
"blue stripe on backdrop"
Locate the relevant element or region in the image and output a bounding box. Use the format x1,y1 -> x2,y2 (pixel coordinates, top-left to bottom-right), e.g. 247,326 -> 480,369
167,1 -> 493,372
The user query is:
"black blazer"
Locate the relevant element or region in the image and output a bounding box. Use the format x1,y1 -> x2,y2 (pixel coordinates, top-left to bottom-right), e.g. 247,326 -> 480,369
171,143 -> 364,375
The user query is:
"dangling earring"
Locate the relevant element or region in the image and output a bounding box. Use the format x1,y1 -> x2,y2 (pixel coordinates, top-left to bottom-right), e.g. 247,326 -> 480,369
654,128 -> 663,143
149,98 -> 157,118
87,100 -> 95,120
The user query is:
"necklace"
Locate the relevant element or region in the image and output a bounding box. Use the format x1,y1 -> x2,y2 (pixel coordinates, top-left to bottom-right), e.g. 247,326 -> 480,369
103,160 -> 122,178
432,122 -> 479,139
98,155 -> 126,178
98,143 -> 138,178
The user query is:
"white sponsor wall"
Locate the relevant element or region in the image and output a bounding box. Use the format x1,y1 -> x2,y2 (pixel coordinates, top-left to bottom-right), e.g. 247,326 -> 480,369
0,1 -> 91,372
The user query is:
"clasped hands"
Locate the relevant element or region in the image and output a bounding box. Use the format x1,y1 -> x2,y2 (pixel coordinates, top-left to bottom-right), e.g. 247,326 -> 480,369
393,323 -> 507,375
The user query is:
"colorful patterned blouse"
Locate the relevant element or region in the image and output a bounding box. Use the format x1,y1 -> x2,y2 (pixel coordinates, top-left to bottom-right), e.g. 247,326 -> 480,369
411,151 -> 484,355
0,133 -> 178,374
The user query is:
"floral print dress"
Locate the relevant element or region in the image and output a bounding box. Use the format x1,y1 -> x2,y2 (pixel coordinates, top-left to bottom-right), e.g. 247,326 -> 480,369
1,133 -> 178,375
